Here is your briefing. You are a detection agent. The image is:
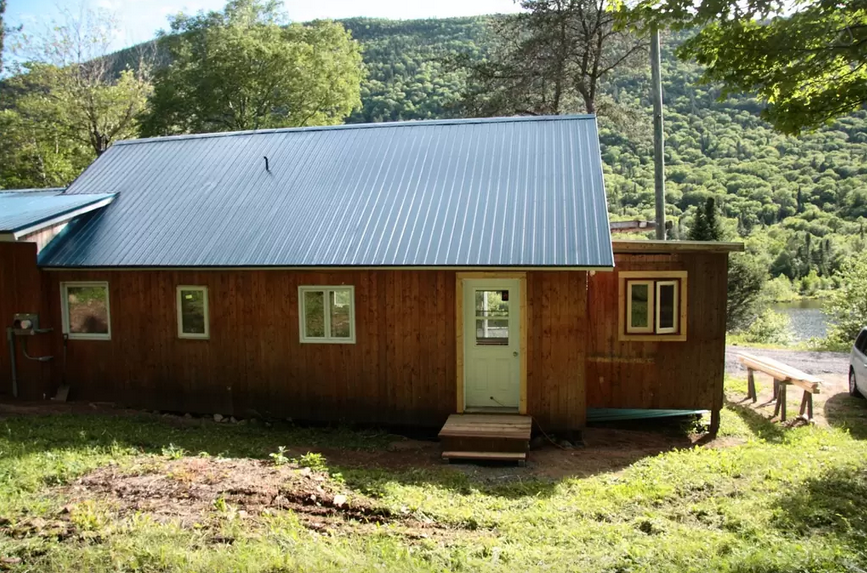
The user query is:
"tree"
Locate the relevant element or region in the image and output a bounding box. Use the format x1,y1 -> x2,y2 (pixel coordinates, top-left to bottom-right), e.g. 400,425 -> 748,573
727,252 -> 768,332
141,0 -> 364,136
462,0 -> 645,117
688,197 -> 723,241
618,0 -> 867,135
1,0 -> 6,73
825,252 -> 867,346
8,6 -> 153,156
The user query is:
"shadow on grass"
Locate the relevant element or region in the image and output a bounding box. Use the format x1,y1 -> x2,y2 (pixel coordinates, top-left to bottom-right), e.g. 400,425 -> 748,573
724,398 -> 788,442
824,393 -> 867,440
771,464 -> 867,546
0,411 -> 394,461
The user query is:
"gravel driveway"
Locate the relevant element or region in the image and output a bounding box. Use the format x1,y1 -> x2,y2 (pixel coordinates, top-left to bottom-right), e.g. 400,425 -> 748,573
725,345 -> 850,377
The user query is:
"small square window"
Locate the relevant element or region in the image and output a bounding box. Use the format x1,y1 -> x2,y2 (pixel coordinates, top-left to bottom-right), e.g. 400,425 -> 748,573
61,282 -> 111,340
620,272 -> 687,341
299,286 -> 355,343
177,286 -> 209,339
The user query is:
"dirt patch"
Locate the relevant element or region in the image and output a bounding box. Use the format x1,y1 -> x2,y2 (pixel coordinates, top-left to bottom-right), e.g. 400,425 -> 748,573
726,345 -> 850,377
64,457 -> 462,539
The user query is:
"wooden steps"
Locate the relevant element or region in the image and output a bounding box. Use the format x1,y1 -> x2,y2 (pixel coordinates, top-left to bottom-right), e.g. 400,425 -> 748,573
438,414 -> 531,465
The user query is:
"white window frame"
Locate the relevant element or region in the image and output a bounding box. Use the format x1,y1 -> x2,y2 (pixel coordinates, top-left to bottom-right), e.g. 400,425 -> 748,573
60,281 -> 111,340
655,280 -> 679,335
176,286 -> 210,340
625,280 -> 655,334
298,286 -> 356,344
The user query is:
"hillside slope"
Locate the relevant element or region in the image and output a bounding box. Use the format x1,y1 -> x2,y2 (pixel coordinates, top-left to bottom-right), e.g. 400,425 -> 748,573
334,17 -> 867,280
17,15 -> 867,280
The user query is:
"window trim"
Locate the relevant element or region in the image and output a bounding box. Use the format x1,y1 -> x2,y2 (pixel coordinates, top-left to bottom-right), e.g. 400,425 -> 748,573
60,281 -> 112,341
298,285 -> 356,344
176,285 -> 210,340
625,280 -> 655,334
655,280 -> 679,335
618,271 -> 688,342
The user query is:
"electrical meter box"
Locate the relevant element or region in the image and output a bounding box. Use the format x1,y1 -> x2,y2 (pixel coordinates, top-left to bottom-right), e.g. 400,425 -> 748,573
12,313 -> 40,335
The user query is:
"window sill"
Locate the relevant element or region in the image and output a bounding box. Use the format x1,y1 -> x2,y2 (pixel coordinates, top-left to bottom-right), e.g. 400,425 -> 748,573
619,333 -> 687,342
300,338 -> 356,344
66,334 -> 111,341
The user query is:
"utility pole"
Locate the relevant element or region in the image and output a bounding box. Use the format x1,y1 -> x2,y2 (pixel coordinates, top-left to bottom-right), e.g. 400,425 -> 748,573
650,25 -> 666,240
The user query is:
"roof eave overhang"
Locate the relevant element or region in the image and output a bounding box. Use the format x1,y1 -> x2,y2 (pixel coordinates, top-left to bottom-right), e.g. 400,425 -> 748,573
613,240 -> 745,254
5,195 -> 116,239
39,264 -> 616,272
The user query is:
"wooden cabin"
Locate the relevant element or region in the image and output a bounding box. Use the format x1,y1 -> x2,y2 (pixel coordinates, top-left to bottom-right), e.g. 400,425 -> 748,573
0,116 -> 742,461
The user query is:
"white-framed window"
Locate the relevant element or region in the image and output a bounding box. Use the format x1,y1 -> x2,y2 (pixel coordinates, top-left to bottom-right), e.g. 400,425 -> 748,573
177,286 -> 209,339
619,271 -> 688,341
298,286 -> 355,344
61,281 -> 111,340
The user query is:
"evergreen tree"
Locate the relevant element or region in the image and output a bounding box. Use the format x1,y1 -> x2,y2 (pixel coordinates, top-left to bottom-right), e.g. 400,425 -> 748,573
689,197 -> 723,241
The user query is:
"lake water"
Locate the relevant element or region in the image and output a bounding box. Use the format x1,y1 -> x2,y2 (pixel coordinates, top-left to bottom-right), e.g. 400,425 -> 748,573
770,299 -> 830,342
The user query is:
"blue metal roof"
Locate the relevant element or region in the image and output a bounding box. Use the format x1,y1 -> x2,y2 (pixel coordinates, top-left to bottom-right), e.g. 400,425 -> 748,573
39,116 -> 613,268
0,189 -> 115,234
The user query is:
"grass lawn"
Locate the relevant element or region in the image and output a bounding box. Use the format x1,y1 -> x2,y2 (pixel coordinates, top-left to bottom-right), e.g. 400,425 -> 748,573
1,380 -> 867,572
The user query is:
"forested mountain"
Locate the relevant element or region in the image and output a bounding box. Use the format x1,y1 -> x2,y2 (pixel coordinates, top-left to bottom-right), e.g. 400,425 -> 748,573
8,15 -> 867,289
334,16 -> 867,287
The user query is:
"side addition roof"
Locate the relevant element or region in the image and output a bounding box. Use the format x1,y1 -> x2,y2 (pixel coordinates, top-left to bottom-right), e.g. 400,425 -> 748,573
38,115 -> 613,268
0,189 -> 115,238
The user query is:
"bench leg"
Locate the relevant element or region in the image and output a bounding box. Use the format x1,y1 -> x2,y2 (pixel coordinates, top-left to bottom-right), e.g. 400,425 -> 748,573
798,391 -> 814,422
773,382 -> 782,418
779,383 -> 787,423
747,369 -> 757,403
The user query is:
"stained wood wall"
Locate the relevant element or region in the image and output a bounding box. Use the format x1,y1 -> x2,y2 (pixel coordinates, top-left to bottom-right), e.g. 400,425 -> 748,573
0,243 -> 53,400
586,252 -> 728,412
2,250 -> 725,428
526,271 -> 587,430
38,269 -> 586,430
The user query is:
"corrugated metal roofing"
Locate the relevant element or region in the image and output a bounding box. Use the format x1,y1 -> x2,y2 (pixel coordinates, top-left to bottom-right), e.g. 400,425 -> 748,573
39,115 -> 613,268
0,189 -> 115,233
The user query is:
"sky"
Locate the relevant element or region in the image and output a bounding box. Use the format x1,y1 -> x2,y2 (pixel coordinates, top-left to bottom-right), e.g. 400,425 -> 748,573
5,0 -> 522,53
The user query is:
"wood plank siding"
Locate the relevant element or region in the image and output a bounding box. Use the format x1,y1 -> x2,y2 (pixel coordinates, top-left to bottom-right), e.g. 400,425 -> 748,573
2,245 -> 729,431
586,252 -> 729,413
0,243 -> 53,400
36,270 -> 587,430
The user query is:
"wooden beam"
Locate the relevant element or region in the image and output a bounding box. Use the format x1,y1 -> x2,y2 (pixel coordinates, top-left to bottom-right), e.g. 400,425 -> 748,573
738,353 -> 821,393
613,240 -> 745,254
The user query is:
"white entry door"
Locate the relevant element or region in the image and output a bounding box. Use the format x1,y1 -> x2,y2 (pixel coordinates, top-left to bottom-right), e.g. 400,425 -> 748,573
463,279 -> 521,410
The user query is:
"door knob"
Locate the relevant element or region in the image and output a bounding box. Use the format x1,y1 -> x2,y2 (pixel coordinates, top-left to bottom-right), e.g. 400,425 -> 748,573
513,351 -> 519,357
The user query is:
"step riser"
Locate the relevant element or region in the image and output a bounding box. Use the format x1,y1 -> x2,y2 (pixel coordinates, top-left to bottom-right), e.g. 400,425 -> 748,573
440,436 -> 528,454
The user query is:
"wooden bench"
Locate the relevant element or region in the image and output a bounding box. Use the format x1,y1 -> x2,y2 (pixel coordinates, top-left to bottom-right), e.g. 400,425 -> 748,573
738,352 -> 822,422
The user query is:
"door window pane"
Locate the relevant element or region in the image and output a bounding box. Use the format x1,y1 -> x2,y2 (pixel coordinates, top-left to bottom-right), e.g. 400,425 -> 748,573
475,290 -> 509,345
330,289 -> 352,339
475,290 -> 509,317
304,290 -> 326,338
65,284 -> 110,336
476,318 -> 509,345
